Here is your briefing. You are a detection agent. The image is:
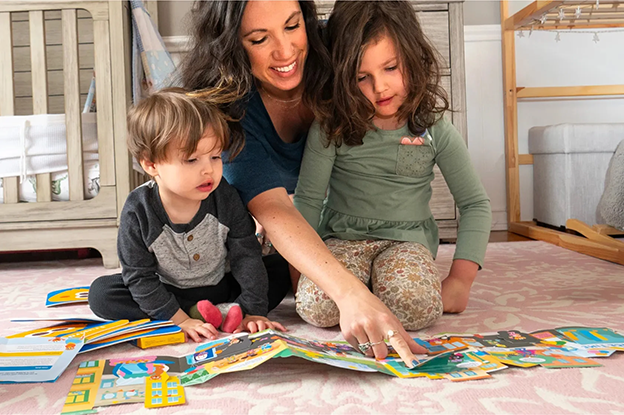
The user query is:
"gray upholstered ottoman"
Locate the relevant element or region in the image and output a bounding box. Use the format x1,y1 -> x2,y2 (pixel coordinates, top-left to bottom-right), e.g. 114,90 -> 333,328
528,123 -> 624,228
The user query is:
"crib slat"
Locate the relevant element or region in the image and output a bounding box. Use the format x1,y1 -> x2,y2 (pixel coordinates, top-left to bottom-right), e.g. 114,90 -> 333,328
3,179 -> 19,204
30,10 -> 53,202
29,11 -> 49,113
62,9 -> 85,201
0,12 -> 15,116
1,12 -> 20,204
93,19 -> 114,187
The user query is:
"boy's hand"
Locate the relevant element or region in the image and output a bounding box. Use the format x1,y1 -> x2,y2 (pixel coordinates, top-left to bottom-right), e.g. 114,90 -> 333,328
171,308 -> 218,342
233,315 -> 286,334
178,318 -> 219,342
441,259 -> 478,313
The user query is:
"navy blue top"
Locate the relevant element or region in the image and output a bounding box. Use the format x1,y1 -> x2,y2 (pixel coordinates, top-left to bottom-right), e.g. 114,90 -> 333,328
223,89 -> 307,205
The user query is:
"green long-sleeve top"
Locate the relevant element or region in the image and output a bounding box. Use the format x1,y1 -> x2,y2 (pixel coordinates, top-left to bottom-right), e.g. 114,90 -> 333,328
293,117 -> 492,267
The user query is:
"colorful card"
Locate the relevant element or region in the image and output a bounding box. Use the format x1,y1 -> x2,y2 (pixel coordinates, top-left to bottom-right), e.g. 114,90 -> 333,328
45,286 -> 90,307
0,336 -> 84,383
61,326 -> 624,413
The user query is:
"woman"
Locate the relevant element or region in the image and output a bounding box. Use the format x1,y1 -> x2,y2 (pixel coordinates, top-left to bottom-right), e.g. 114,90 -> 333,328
180,0 -> 426,367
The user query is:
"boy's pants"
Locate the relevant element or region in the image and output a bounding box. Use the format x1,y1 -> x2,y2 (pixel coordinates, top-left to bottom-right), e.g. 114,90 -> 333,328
88,253 -> 291,320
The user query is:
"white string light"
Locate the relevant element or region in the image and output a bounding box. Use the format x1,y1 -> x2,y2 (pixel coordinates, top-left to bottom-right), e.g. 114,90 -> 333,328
515,28 -> 624,42
574,6 -> 582,19
558,8 -> 566,20
540,13 -> 547,24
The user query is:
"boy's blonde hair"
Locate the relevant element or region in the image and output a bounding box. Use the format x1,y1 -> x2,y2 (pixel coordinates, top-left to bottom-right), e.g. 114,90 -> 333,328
127,87 -> 234,163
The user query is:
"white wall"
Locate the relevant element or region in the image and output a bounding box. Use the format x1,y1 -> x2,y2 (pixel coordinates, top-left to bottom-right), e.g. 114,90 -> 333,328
464,25 -> 624,228
464,26 -> 507,230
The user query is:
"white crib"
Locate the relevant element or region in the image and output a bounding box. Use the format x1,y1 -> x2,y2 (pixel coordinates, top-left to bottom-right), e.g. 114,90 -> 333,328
0,0 -> 136,268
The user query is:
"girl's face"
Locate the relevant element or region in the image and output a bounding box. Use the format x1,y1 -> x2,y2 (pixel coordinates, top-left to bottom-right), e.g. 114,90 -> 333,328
240,0 -> 308,95
357,34 -> 407,130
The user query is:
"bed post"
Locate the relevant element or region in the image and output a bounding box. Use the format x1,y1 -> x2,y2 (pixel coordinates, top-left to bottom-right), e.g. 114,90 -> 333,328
500,0 -> 520,226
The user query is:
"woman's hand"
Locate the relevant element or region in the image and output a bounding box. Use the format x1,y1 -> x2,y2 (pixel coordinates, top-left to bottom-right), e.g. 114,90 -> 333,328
248,188 -> 425,368
337,288 -> 427,368
233,315 -> 286,334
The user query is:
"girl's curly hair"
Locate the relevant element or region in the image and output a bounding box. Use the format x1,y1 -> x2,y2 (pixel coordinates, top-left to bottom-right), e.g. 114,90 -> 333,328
311,1 -> 450,147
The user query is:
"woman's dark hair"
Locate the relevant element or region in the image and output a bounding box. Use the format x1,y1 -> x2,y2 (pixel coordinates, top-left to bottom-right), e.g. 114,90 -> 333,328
179,0 -> 330,156
314,0 -> 450,147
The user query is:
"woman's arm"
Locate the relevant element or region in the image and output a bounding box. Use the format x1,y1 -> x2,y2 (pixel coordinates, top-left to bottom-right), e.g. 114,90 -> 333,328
248,187 -> 426,366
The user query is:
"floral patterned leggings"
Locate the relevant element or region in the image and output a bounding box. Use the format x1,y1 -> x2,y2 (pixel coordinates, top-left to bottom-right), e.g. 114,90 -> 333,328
295,239 -> 443,331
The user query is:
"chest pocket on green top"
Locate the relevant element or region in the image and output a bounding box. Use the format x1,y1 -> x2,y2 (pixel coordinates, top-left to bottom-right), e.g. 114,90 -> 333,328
395,132 -> 435,177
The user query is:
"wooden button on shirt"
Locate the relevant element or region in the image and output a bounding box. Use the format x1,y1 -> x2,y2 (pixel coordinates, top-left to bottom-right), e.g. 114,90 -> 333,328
187,235 -> 193,242
193,253 -> 200,261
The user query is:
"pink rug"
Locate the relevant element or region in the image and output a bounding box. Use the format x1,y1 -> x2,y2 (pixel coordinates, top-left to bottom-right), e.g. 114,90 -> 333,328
1,241 -> 623,414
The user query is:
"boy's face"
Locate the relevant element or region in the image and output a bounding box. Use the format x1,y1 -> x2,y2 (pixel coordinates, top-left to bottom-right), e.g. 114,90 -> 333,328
144,127 -> 223,206
357,34 -> 407,130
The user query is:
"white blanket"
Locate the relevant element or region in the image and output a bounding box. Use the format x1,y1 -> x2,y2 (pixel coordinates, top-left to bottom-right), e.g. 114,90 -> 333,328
0,113 -> 98,179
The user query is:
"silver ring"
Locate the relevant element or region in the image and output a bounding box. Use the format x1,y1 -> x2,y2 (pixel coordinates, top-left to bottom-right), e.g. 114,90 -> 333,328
265,241 -> 273,248
358,342 -> 372,353
357,340 -> 384,353
255,233 -> 262,239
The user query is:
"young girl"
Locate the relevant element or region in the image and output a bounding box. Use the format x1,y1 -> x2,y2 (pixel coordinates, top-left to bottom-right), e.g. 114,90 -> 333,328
293,1 -> 492,331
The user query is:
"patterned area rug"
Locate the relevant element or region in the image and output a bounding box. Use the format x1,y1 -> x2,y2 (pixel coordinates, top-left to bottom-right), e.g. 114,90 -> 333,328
0,241 -> 623,414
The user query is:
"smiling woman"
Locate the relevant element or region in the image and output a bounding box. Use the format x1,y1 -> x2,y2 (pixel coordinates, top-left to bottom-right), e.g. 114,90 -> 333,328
178,0 -> 429,368
240,1 -> 308,101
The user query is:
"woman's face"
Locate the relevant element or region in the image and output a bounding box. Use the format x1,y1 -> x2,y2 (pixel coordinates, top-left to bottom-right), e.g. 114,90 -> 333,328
240,0 -> 308,94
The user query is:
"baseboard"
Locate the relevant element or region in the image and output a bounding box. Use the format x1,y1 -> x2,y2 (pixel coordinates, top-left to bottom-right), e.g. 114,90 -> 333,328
491,210 -> 508,231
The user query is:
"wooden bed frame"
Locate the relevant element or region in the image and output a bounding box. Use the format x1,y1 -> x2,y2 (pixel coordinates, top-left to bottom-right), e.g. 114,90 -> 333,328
500,0 -> 624,265
0,0 -> 134,268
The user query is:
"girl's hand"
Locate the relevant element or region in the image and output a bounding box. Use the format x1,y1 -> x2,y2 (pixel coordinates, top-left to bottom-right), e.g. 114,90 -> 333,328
177,318 -> 219,342
254,218 -> 275,256
441,259 -> 478,313
233,315 -> 286,334
338,289 -> 427,368
441,276 -> 472,313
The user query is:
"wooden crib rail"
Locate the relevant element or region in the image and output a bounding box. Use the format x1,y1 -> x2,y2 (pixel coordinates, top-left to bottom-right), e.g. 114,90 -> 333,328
0,1 -> 109,20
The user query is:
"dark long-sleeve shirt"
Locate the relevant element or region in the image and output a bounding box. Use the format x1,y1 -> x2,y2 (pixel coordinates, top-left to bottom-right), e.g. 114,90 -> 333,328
117,180 -> 268,320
